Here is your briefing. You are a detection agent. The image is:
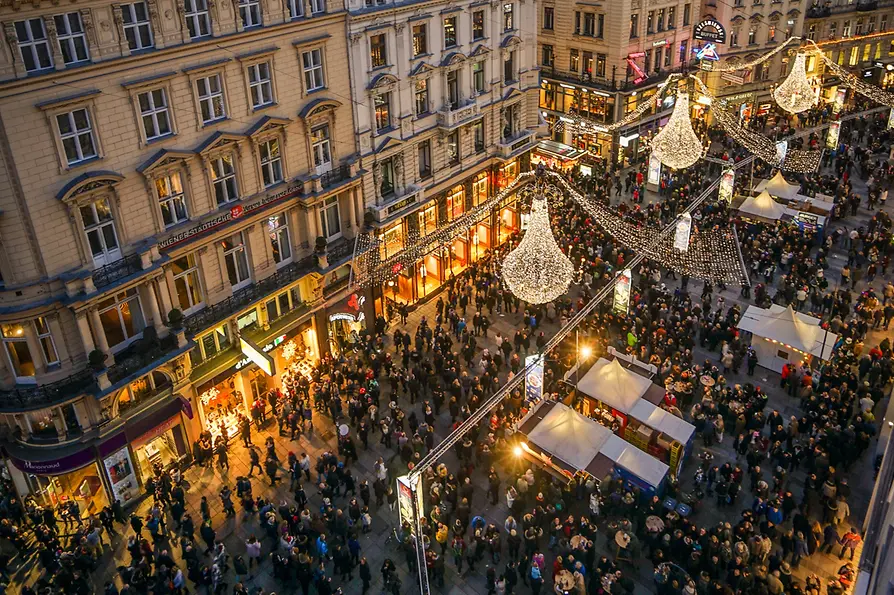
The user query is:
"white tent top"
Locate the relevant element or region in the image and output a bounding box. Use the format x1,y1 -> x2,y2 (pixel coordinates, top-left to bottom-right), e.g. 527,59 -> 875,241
738,190 -> 788,221
737,304 -> 838,361
577,358 -> 652,413
601,435 -> 669,488
526,402 -> 613,471
755,171 -> 800,199
630,400 -> 696,445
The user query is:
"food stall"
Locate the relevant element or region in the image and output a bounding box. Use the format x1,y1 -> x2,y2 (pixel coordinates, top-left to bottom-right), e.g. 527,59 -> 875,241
737,304 -> 838,373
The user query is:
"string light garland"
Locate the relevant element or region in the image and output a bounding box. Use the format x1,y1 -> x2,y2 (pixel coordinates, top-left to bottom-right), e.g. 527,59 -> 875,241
806,40 -> 894,107
500,185 -> 574,304
774,53 -> 818,114
650,92 -> 705,170
707,37 -> 799,73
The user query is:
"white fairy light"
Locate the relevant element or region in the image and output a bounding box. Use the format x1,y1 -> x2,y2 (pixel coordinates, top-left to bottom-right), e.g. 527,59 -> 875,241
500,190 -> 574,304
651,92 -> 704,170
774,53 -> 817,114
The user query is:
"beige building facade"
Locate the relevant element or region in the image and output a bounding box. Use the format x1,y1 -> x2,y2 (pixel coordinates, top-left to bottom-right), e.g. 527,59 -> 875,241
0,0 -> 364,515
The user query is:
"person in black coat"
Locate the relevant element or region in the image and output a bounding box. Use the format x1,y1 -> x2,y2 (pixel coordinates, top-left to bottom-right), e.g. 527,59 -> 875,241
359,557 -> 372,594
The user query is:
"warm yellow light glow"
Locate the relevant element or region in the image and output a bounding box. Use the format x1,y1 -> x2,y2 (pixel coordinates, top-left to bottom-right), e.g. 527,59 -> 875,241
580,345 -> 593,359
513,445 -> 523,457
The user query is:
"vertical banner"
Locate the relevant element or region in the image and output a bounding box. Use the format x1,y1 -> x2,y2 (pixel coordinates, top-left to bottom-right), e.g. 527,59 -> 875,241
613,269 -> 632,315
888,108 -> 894,130
396,475 -> 423,532
775,140 -> 788,164
826,121 -> 841,149
718,168 -> 735,204
524,354 -> 545,403
647,152 -> 662,185
674,213 -> 693,252
833,88 -> 847,113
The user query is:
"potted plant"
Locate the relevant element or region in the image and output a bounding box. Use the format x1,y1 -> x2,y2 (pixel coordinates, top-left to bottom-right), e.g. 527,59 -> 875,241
167,308 -> 184,330
88,349 -> 107,372
363,210 -> 375,230
315,236 -> 328,253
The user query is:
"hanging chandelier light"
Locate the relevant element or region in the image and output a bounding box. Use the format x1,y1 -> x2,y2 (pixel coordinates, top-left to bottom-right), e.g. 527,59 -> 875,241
651,92 -> 703,170
501,190 -> 574,304
773,53 -> 817,114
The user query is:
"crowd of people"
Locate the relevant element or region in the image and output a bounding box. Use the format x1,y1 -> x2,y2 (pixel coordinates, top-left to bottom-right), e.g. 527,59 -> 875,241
1,103 -> 891,595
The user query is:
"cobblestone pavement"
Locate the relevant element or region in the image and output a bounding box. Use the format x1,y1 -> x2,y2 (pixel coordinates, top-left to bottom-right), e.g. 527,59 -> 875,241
7,156 -> 890,595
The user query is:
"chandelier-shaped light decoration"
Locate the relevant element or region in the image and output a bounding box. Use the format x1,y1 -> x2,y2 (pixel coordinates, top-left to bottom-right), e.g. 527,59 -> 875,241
651,92 -> 703,170
501,192 -> 574,304
773,53 -> 817,114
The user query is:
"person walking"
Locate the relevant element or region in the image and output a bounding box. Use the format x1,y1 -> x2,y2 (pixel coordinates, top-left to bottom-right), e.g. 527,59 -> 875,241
839,528 -> 862,560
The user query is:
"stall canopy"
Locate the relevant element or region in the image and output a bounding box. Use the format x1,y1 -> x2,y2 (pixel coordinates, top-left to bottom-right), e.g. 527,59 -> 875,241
577,358 -> 652,413
630,400 -> 696,446
737,304 -> 838,360
738,191 -> 788,221
526,402 -> 613,471
600,435 -> 670,488
755,171 -> 800,199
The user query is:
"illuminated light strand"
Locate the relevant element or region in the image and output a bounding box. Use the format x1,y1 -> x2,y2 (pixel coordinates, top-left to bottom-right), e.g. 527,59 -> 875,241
806,39 -> 894,107
650,91 -> 705,170
774,53 -> 819,114
705,36 -> 799,73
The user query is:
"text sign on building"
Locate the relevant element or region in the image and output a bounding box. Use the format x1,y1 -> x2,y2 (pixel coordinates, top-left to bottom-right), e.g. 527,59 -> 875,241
694,19 -> 727,44
240,336 -> 276,376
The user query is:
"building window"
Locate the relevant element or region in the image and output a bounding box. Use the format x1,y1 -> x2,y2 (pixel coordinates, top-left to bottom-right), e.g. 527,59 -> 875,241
267,213 -> 292,266
447,185 -> 465,220
630,13 -> 639,38
171,254 -> 203,314
544,6 -> 554,30
259,138 -> 283,187
184,0 -> 211,38
379,158 -> 395,195
310,0 -> 325,14
418,203 -> 436,236
748,27 -> 756,44
35,318 -> 59,367
247,62 -> 273,108
210,154 -> 238,205
199,324 -> 230,360
80,198 -> 120,266
196,74 -> 226,123
56,108 -> 97,166
55,13 -> 89,64
156,172 -> 188,228
447,130 -> 459,164
370,33 -> 387,68
472,173 -> 487,205
502,103 -> 518,140
121,2 -> 154,51
503,3 -> 514,31
683,3 -> 691,25
286,0 -> 303,18
302,49 -> 325,91
843,20 -> 851,37
679,40 -> 688,63
856,18 -> 864,35
413,24 -> 427,56
730,29 -> 739,46
583,13 -> 595,36
418,140 -> 432,179
266,287 -> 302,321
597,14 -> 605,38
472,119 -> 485,153
664,47 -> 671,67
2,323 -> 35,381
320,196 -> 341,239
444,17 -> 457,48
541,44 -> 554,67
415,78 -> 429,115
849,45 -> 858,65
597,53 -> 607,77
473,10 -> 485,40
570,48 -> 580,71
15,18 -> 53,72
311,124 -> 331,170
667,7 -> 675,29
98,289 -> 144,350
657,9 -> 665,31
446,70 -> 459,108
222,232 -> 251,289
238,0 -> 261,27
503,50 -> 516,83
881,15 -> 888,31
472,61 -> 485,93
138,88 -> 172,141
374,92 -> 391,131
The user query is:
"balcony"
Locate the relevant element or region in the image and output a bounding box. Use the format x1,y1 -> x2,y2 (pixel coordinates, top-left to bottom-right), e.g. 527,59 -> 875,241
92,253 -> 145,290
0,368 -> 95,412
183,254 -> 317,336
542,66 -> 686,94
437,99 -> 480,130
319,164 -> 351,189
323,274 -> 350,297
106,331 -> 181,387
497,129 -> 536,158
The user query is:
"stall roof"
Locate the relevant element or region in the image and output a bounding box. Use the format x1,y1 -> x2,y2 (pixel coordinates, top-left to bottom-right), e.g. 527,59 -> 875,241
601,435 -> 669,488
630,400 -> 695,445
737,304 -> 838,361
755,171 -> 800,199
535,140 -> 586,161
525,402 -> 613,471
738,190 -> 788,220
577,358 -> 652,413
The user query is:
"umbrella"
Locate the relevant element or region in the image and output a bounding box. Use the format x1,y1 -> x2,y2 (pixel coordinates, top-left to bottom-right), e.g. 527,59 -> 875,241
646,515 -> 665,532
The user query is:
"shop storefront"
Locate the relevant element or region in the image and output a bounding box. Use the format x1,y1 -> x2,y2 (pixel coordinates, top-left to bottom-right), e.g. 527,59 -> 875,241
532,140 -> 586,171
125,397 -> 190,479
7,446 -> 109,519
328,293 -> 368,355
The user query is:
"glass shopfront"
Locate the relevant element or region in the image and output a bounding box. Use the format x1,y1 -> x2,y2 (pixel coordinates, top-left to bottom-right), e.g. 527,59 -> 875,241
198,373 -> 249,443
8,449 -> 110,520
130,416 -> 188,478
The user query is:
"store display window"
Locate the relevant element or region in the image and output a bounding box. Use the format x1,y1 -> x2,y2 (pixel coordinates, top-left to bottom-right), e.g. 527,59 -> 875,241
25,463 -> 108,519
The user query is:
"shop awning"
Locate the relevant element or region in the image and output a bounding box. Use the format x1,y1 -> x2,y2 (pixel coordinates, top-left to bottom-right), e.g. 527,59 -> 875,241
535,140 -> 586,162
576,358 -> 652,413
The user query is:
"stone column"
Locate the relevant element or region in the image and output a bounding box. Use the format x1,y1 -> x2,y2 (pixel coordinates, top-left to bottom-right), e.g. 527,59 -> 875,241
76,312 -> 96,355
88,308 -> 112,362
138,282 -> 165,333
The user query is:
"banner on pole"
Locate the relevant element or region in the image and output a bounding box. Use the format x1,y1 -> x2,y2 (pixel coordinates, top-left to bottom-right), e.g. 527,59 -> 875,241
396,475 -> 424,532
524,354 -> 545,403
613,269 -> 632,315
718,168 -> 735,204
647,153 -> 662,185
826,121 -> 841,149
674,213 -> 693,252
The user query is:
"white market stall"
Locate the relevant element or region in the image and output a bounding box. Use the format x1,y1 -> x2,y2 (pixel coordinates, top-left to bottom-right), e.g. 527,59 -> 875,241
736,305 -> 838,373
737,190 -> 788,221
755,171 -> 801,199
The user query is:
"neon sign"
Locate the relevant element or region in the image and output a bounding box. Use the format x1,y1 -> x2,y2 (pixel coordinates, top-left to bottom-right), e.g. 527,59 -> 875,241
694,43 -> 720,61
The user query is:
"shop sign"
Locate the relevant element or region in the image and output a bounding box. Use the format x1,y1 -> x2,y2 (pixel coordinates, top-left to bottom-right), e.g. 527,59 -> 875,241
826,121 -> 841,149
178,394 -> 194,419
240,336 -> 276,376
619,133 -> 639,148
524,354 -> 545,403
652,39 -> 668,47
396,474 -> 424,533
158,183 -> 302,250
235,333 -> 287,371
124,398 -> 186,444
103,447 -> 139,504
329,293 -> 366,324
694,43 -> 720,61
612,269 -> 632,315
722,72 -> 745,85
674,213 -> 692,252
694,19 -> 727,44
718,168 -> 735,204
131,415 -> 181,449
9,447 -> 96,475
386,193 -> 419,216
